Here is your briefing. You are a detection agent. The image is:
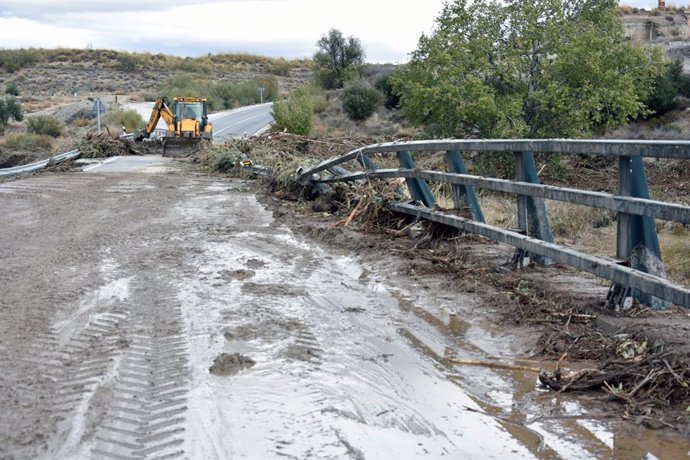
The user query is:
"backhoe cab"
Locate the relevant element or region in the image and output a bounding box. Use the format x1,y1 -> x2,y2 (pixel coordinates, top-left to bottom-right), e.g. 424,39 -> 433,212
134,97 -> 213,156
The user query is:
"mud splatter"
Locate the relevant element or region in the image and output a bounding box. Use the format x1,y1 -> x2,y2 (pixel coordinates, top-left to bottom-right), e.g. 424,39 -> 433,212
219,269 -> 255,281
246,258 -> 268,269
209,353 -> 256,376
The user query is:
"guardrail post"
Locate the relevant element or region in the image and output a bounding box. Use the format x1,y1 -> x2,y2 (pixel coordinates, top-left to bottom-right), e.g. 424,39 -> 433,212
609,155 -> 634,308
621,157 -> 668,309
611,156 -> 668,309
397,151 -> 435,207
446,150 -> 484,222
616,156 -> 632,261
515,151 -> 554,265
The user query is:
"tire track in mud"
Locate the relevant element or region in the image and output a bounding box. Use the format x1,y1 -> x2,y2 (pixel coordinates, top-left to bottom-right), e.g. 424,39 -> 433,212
20,304 -> 131,456
20,277 -> 190,459
0,175 -> 105,197
90,283 -> 189,460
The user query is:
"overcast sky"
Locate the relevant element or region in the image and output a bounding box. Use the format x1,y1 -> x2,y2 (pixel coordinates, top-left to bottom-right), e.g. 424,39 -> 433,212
0,1 -> 674,62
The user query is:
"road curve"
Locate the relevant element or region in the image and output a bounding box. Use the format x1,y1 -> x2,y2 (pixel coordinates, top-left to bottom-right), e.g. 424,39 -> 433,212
210,102 -> 273,141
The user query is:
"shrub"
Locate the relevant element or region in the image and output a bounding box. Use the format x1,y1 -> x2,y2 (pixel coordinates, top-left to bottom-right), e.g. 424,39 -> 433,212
645,60 -> 690,116
375,75 -> 400,110
71,118 -> 92,127
1,133 -> 54,151
0,49 -> 42,72
104,109 -> 145,132
27,115 -> 64,138
116,53 -> 147,71
266,58 -> 291,76
342,82 -> 381,121
171,57 -> 212,74
0,96 -> 23,133
272,89 -> 314,135
5,82 -> 19,96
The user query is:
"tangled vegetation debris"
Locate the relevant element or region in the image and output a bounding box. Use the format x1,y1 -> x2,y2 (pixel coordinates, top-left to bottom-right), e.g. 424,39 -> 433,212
77,131 -> 157,158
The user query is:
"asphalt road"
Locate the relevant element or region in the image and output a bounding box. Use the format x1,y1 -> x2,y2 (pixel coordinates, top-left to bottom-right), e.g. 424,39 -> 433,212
209,102 -> 273,141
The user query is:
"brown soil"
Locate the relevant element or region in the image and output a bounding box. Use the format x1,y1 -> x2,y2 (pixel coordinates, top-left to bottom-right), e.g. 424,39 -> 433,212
209,353 -> 256,376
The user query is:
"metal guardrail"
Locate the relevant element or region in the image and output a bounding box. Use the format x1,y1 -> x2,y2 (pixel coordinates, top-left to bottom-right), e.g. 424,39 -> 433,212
0,149 -> 81,178
0,129 -> 175,178
296,139 -> 690,309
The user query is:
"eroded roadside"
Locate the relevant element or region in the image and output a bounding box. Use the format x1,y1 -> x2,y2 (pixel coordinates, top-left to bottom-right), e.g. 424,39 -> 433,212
0,163 -> 688,459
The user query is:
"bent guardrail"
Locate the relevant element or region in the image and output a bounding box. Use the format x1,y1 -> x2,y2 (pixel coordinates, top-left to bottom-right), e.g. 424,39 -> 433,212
0,149 -> 81,178
296,139 -> 690,309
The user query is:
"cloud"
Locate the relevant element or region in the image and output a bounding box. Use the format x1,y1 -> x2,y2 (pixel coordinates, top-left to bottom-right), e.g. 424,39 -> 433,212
0,0 -> 277,18
0,0 -> 445,62
0,16 -> 94,49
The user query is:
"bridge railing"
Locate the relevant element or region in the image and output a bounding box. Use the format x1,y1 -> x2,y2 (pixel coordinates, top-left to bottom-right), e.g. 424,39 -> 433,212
295,139 -> 690,309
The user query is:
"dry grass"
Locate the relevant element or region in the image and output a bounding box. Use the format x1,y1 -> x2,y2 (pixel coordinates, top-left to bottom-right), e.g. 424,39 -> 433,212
660,231 -> 690,285
0,133 -> 54,152
547,202 -> 614,242
479,193 -> 518,229
607,107 -> 690,140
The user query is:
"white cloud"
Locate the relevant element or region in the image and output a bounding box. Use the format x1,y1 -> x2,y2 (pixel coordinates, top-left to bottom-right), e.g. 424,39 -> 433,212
0,16 -> 95,49
0,0 -> 445,61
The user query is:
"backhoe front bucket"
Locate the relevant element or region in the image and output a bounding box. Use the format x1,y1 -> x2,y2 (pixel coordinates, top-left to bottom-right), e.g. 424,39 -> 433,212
162,137 -> 204,157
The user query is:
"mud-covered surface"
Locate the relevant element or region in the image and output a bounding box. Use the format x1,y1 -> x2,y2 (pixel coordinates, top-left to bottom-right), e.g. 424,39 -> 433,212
266,190 -> 690,425
1,165 -> 689,459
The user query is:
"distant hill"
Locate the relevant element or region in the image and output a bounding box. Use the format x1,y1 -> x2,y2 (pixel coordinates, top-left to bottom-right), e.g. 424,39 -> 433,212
0,48 -> 313,98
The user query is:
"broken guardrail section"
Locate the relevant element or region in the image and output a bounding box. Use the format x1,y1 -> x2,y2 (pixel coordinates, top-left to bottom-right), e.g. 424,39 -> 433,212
295,139 -> 690,310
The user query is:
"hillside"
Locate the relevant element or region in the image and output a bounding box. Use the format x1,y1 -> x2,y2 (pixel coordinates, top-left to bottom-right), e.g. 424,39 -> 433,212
0,48 -> 313,104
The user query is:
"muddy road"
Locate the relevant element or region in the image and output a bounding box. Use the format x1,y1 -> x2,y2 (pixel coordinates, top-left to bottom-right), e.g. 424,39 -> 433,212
0,159 -> 688,459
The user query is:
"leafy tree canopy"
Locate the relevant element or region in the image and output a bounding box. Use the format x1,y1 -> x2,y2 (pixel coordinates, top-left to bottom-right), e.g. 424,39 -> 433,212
313,29 -> 365,90
393,0 -> 666,139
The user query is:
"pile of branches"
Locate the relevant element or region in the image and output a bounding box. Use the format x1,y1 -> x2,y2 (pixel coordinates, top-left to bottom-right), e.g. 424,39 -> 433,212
77,132 -> 146,158
324,182 -> 405,231
250,131 -> 377,160
539,351 -> 690,429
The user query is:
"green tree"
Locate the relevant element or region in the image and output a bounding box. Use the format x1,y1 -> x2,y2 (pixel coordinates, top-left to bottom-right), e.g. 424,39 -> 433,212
0,96 -> 23,133
313,29 -> 365,90
393,0 -> 666,139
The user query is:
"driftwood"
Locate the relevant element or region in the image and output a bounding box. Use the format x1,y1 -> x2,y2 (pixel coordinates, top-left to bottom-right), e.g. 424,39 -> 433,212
447,358 -> 542,373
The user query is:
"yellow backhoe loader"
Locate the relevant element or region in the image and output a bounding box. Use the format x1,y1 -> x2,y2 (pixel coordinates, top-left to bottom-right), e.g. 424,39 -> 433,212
134,97 -> 213,156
